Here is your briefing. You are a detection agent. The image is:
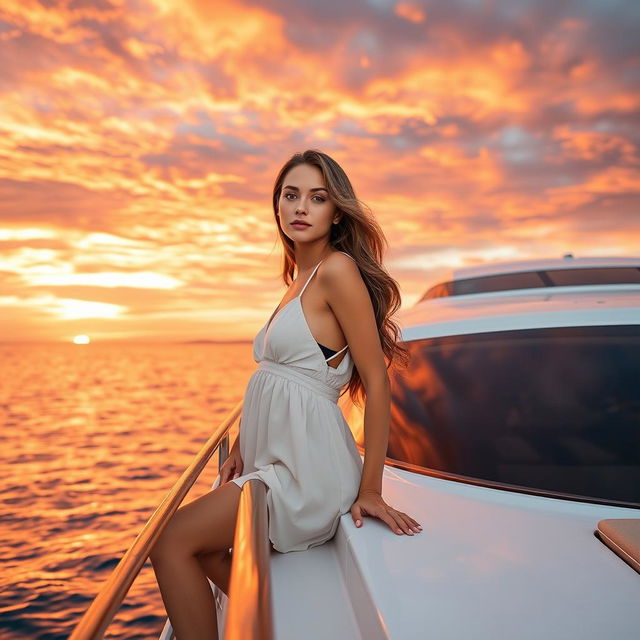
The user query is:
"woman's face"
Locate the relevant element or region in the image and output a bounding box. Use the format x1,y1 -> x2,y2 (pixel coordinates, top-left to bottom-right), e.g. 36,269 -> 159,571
277,163 -> 340,244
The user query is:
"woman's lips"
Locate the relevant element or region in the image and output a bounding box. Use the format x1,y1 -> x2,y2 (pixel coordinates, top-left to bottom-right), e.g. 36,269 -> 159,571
291,222 -> 311,229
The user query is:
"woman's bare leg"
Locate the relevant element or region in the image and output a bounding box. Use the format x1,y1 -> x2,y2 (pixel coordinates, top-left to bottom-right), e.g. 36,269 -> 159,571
197,549 -> 233,595
197,537 -> 275,594
150,481 -> 242,640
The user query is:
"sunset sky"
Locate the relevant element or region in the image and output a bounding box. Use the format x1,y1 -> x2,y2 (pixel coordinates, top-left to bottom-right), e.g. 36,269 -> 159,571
1,0 -> 639,343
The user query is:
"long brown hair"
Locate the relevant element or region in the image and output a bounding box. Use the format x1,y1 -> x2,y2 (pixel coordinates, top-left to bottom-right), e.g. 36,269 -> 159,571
271,149 -> 410,407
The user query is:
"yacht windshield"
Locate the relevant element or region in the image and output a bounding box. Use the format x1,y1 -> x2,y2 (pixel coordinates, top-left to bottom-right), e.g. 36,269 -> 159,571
419,266 -> 640,301
385,325 -> 640,505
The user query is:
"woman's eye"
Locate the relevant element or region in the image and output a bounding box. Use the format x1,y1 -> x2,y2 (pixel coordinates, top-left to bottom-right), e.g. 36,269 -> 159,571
283,193 -> 325,202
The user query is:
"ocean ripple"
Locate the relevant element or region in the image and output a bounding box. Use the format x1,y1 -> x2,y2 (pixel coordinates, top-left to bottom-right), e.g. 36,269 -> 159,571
0,342 -> 254,639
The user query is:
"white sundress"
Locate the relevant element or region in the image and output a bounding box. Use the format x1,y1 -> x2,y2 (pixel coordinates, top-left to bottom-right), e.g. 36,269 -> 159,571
229,251 -> 363,553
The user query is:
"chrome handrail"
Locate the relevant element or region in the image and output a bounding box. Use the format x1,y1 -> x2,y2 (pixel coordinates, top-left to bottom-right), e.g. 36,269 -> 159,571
223,479 -> 274,640
69,399 -> 243,640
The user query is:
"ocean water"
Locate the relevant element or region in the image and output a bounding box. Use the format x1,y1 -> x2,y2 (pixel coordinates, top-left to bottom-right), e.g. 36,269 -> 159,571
0,342 -> 256,640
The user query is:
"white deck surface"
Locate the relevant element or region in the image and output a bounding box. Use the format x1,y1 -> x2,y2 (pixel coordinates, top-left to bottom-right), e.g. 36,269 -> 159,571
339,465 -> 640,639
269,538 -> 363,639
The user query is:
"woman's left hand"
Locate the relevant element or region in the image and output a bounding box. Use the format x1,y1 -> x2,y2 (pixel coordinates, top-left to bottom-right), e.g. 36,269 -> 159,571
350,489 -> 422,535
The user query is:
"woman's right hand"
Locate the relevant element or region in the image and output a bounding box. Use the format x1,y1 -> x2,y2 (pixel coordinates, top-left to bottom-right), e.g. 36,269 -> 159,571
219,444 -> 244,484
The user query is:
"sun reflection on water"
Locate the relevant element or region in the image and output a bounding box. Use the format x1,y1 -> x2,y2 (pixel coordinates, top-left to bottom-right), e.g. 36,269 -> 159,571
0,342 -> 255,639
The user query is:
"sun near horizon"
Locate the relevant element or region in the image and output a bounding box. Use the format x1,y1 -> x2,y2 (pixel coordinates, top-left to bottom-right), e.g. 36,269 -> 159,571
72,335 -> 91,345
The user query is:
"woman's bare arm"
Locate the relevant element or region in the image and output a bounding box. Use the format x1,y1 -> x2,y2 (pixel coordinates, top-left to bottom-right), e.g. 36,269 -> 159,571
320,253 -> 390,493
320,253 -> 422,535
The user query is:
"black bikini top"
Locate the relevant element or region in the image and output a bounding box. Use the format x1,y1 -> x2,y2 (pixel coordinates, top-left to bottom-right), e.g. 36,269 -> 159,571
317,341 -> 338,359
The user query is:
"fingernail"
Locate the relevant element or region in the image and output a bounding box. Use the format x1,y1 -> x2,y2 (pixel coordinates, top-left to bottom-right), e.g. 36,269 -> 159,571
356,520 -> 361,526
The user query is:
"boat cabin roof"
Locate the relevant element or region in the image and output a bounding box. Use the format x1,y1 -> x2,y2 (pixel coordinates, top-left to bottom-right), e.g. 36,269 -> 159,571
417,255 -> 640,304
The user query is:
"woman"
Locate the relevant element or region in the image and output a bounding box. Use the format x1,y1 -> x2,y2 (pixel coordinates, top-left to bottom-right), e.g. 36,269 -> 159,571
150,149 -> 422,639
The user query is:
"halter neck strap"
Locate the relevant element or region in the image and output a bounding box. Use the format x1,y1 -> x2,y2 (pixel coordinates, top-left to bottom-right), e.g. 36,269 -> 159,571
299,251 -> 354,294
299,260 -> 323,296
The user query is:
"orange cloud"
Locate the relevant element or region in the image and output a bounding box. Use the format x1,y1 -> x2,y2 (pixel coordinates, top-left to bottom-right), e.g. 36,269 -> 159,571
394,2 -> 426,24
0,0 -> 638,341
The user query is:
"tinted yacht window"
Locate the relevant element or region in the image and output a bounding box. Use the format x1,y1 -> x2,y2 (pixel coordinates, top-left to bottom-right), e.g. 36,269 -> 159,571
547,267 -> 640,287
384,325 -> 640,505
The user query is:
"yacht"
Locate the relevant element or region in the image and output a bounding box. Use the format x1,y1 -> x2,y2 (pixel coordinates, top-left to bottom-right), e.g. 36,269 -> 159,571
71,254 -> 640,640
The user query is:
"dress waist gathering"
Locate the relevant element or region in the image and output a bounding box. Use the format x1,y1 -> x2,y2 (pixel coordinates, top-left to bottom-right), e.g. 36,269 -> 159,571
258,359 -> 339,403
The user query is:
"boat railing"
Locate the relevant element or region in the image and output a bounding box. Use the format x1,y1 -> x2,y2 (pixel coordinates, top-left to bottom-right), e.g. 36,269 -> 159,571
69,397 -> 273,639
223,478 -> 273,640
